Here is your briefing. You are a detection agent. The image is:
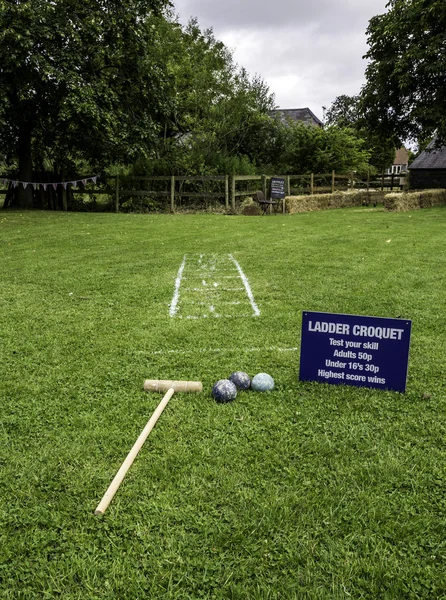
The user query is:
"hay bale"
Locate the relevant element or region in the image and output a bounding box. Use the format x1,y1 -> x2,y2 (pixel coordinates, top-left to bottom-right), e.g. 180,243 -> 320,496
384,189 -> 446,211
285,190 -> 385,214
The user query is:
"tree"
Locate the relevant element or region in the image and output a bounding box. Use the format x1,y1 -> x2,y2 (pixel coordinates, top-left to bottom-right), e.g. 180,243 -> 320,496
97,12 -> 277,177
325,95 -> 361,129
326,94 -> 396,173
131,18 -> 277,176
361,0 -> 446,146
269,121 -> 371,175
0,0 -> 171,207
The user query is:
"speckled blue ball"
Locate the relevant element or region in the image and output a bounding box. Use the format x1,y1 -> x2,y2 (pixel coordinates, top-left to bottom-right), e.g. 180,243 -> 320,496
212,379 -> 237,403
228,371 -> 251,391
251,373 -> 275,392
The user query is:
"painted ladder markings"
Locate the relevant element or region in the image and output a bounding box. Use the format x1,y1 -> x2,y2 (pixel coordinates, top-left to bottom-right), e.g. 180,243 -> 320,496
169,253 -> 261,318
229,254 -> 261,317
169,255 -> 187,317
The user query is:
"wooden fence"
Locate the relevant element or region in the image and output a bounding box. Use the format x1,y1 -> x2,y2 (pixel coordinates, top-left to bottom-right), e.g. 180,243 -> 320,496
111,172 -> 355,214
111,171 -> 407,213
0,170 -> 407,212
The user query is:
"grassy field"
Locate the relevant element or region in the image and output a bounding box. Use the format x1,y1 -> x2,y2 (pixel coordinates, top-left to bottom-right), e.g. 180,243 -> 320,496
1,207 -> 445,599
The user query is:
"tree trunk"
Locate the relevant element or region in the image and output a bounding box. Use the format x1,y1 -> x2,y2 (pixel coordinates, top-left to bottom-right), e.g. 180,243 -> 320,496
16,124 -> 33,208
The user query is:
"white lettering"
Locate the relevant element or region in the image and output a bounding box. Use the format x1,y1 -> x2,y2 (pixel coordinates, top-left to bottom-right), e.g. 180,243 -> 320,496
325,359 -> 347,368
346,373 -> 366,382
353,325 -> 405,340
309,321 -> 350,334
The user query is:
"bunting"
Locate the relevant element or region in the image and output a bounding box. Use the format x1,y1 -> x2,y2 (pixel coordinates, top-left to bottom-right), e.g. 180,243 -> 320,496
0,175 -> 99,189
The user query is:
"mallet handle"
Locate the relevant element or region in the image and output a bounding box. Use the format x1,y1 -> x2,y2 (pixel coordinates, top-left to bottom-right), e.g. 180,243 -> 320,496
94,387 -> 175,516
143,379 -> 202,393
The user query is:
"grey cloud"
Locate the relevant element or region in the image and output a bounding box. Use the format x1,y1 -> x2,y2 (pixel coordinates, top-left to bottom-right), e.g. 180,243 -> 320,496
172,0 -> 389,114
174,0 -> 387,33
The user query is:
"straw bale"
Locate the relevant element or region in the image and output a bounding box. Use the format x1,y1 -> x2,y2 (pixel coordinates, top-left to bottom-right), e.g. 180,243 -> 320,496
384,189 -> 446,211
286,190 -> 385,214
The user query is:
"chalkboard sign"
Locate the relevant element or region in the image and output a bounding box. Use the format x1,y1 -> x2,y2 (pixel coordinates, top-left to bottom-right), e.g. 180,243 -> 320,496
299,311 -> 412,393
270,177 -> 286,199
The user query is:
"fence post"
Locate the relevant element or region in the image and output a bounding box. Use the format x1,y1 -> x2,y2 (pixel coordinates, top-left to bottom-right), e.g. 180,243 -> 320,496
225,175 -> 229,210
231,175 -> 236,211
61,170 -> 68,211
285,176 -> 290,214
367,167 -> 370,192
262,174 -> 267,200
115,176 -> 120,213
331,170 -> 335,194
310,173 -> 314,195
170,175 -> 175,213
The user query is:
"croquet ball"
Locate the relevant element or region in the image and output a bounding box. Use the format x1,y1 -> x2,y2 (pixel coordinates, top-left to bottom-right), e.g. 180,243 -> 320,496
251,373 -> 275,392
228,371 -> 251,390
212,379 -> 237,403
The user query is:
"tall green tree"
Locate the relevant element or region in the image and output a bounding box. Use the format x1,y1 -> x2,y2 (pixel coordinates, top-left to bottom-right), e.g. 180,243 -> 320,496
144,18 -> 276,175
266,120 -> 371,175
361,0 -> 446,146
0,0 -> 171,207
325,95 -> 361,129
326,94 -> 396,173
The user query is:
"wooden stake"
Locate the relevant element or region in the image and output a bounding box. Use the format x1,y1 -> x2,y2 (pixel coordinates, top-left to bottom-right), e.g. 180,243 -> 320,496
170,175 -> 175,213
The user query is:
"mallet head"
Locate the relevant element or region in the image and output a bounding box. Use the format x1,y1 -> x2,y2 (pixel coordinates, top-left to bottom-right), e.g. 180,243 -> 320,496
143,379 -> 203,393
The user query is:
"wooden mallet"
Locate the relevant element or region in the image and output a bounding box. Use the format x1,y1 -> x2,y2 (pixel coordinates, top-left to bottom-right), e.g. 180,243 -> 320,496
94,379 -> 202,516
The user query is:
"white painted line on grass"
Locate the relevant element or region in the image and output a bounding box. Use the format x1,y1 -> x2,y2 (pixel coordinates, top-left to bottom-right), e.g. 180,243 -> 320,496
169,255 -> 187,317
229,254 -> 261,317
146,346 -> 299,356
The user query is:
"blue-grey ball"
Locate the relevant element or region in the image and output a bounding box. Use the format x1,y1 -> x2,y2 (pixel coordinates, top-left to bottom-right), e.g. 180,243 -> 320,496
212,379 -> 237,403
228,371 -> 251,391
251,373 -> 275,392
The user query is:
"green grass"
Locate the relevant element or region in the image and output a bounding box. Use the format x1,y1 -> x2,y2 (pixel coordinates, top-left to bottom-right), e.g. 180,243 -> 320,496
1,207 -> 445,599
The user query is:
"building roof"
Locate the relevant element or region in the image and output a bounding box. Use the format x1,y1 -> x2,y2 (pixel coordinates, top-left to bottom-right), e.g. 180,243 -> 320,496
409,140 -> 446,169
270,108 -> 323,127
394,147 -> 409,165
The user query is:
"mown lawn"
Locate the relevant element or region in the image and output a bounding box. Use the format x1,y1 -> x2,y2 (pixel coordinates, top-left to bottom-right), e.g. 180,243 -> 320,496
1,207 -> 445,599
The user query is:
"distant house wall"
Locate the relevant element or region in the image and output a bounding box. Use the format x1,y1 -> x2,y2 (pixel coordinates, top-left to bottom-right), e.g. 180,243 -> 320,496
386,147 -> 409,175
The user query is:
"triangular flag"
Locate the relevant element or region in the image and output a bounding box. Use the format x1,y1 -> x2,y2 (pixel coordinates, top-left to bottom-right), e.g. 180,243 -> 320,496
43,183 -> 47,191
21,182 -> 28,189
92,176 -> 98,184
33,183 -> 38,190
62,182 -> 67,190
13,181 -> 18,188
52,183 -> 57,190
72,181 -> 78,188
82,179 -> 87,186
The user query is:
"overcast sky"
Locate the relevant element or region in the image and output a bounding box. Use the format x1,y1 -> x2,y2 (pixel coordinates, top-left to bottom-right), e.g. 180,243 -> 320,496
172,0 -> 389,122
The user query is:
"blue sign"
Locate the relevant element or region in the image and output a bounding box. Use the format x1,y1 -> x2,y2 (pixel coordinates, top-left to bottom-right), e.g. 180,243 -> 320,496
299,311 -> 412,392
